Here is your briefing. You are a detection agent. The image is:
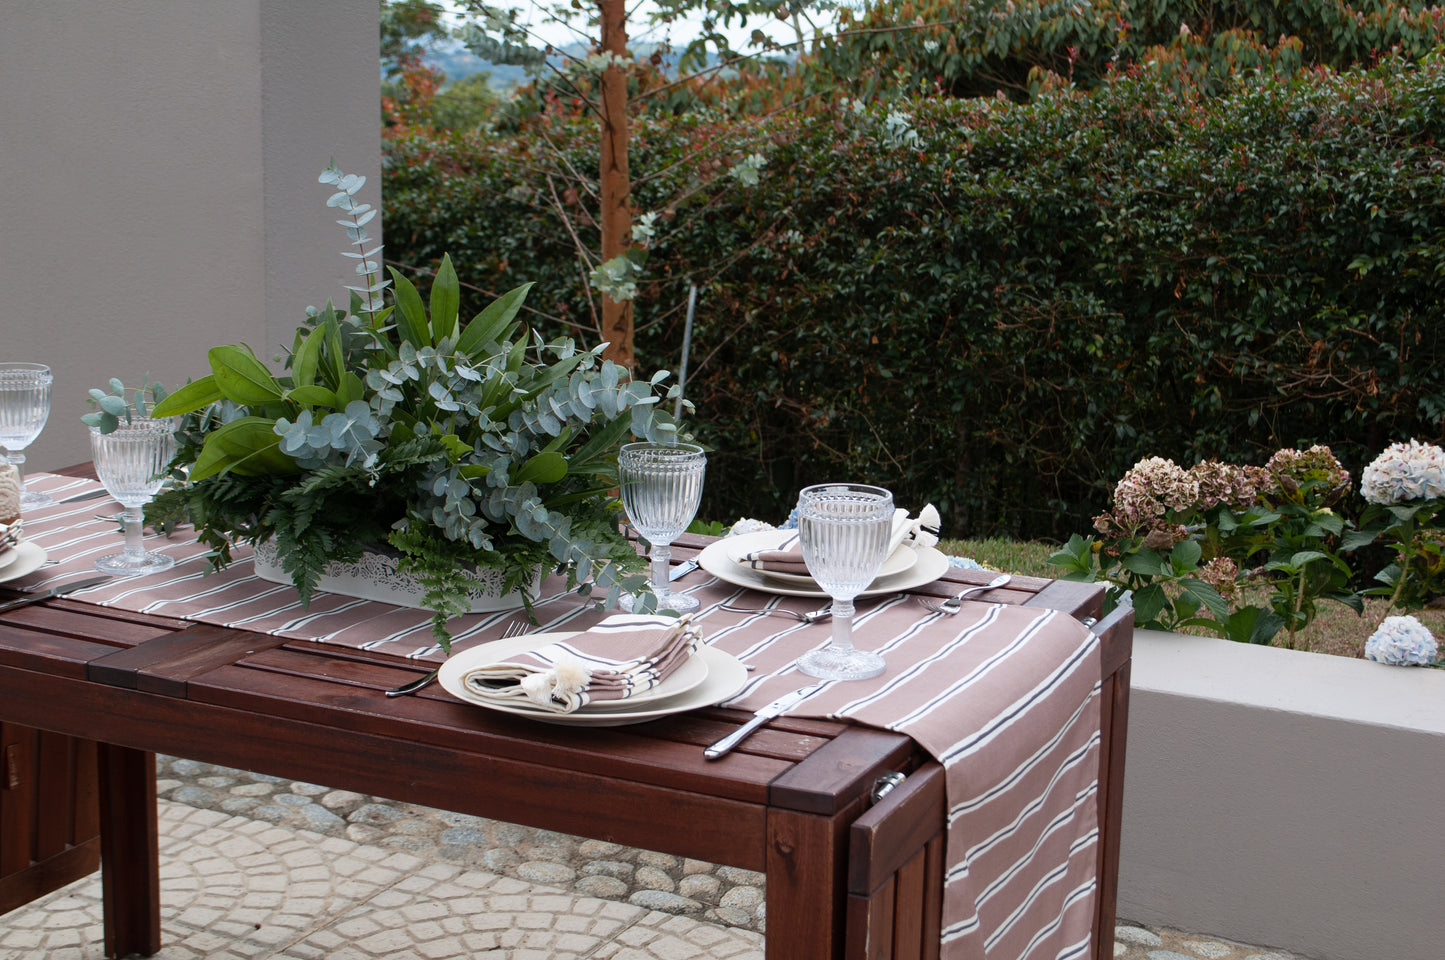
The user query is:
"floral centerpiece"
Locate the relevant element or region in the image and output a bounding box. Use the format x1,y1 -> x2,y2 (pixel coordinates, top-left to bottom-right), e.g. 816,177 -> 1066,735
147,163 -> 685,650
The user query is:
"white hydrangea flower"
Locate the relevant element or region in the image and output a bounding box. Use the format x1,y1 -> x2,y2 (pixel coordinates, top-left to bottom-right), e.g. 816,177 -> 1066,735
727,518 -> 777,537
1360,440 -> 1445,505
1364,615 -> 1439,666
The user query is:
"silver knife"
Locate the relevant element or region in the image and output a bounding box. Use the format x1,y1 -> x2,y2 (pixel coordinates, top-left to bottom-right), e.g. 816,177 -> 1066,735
0,576 -> 112,614
669,559 -> 699,581
59,488 -> 109,504
704,683 -> 825,761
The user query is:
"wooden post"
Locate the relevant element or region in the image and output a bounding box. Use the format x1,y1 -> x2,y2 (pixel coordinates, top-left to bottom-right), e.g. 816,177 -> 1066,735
598,0 -> 633,369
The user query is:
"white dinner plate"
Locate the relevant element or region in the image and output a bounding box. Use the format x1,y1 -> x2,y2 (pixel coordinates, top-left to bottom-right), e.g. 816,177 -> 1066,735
0,544 -> 18,573
724,529 -> 918,584
701,537 -> 950,599
438,632 -> 748,725
0,541 -> 48,584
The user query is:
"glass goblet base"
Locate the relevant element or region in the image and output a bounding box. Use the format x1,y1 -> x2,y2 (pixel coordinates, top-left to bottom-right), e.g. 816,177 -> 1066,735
95,551 -> 175,577
796,645 -> 886,682
19,489 -> 54,509
620,587 -> 699,614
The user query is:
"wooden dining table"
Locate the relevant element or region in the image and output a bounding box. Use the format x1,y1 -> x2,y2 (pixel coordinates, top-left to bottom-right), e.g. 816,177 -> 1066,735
0,469 -> 1132,960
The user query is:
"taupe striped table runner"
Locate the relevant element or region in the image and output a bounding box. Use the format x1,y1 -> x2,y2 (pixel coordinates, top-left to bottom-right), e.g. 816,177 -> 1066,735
15,472 -> 1101,960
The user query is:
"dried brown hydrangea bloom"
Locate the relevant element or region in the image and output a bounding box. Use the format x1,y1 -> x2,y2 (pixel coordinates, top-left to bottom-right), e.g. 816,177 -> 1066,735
1262,445 -> 1351,507
1188,460 -> 1263,511
1196,557 -> 1241,602
1093,457 -> 1200,549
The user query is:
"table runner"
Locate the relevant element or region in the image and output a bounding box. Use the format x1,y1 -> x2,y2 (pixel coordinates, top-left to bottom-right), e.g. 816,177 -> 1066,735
11,471 -> 1101,960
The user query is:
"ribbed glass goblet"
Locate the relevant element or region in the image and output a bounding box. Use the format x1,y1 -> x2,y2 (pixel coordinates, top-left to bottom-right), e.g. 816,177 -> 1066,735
0,362 -> 55,509
618,442 -> 706,613
795,483 -> 894,681
89,413 -> 178,576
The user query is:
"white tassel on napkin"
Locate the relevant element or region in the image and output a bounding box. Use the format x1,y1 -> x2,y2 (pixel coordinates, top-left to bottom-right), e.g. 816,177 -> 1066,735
907,504 -> 941,548
460,614 -> 702,714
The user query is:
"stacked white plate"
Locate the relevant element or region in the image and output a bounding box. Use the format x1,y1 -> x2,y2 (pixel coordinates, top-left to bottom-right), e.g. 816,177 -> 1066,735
438,631 -> 750,727
0,519 -> 46,584
698,529 -> 950,598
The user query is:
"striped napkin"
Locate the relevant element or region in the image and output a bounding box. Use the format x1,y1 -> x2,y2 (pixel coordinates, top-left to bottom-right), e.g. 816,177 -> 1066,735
459,614 -> 702,714
0,519 -> 21,556
742,506 -> 939,574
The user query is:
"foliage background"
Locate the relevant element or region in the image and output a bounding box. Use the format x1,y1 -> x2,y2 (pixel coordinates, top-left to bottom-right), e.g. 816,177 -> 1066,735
380,2 -> 1445,541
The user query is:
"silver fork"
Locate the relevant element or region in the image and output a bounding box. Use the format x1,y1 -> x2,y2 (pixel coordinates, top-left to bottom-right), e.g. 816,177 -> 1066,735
919,573 -> 1014,615
719,601 -> 832,624
384,620 -> 530,698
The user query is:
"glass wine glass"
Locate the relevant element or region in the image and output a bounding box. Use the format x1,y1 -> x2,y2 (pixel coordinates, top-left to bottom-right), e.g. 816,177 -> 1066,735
617,441 -> 706,613
89,411 -> 178,576
794,483 -> 894,681
0,362 -> 55,509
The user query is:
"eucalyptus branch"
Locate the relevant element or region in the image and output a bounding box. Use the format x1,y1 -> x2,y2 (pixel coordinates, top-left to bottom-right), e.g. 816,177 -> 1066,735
320,162 -> 390,327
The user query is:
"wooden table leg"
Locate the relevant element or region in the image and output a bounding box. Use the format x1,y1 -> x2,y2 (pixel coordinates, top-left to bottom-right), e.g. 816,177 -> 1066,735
97,744 -> 159,959
766,806 -> 851,960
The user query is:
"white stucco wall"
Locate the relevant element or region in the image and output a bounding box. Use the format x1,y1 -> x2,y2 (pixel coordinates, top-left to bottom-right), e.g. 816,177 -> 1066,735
0,0 -> 378,473
1119,630 -> 1445,960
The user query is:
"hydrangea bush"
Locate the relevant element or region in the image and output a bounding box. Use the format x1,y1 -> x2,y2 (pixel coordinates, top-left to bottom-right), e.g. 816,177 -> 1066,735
1053,445 -> 1359,648
1056,440 -> 1445,663
1347,440 -> 1445,629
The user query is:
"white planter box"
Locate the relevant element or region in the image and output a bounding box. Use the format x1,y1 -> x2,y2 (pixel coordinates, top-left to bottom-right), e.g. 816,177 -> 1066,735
252,539 -> 536,613
1118,629 -> 1445,960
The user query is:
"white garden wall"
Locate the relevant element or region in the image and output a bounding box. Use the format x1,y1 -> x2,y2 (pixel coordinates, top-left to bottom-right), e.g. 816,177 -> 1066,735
0,0 -> 378,473
1119,629 -> 1445,960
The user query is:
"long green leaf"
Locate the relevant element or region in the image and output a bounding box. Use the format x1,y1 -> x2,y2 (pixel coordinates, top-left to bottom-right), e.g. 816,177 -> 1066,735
387,267 -> 432,347
209,345 -> 283,405
335,371 -> 366,408
150,375 -> 222,417
456,282 -> 533,358
285,384 -> 338,409
570,414 -> 632,466
513,450 -> 568,485
291,325 -> 324,387
429,254 -> 461,344
189,417 -> 296,481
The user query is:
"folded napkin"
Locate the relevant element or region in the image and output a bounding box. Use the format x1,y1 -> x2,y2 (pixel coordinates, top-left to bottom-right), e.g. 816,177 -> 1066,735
0,519 -> 22,556
742,505 -> 941,575
460,614 -> 703,714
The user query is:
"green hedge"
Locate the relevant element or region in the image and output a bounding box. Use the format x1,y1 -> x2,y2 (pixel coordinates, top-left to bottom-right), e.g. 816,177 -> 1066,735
382,55 -> 1445,540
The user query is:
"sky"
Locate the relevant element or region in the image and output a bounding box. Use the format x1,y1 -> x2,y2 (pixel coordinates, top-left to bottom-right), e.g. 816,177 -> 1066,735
437,0 -> 830,54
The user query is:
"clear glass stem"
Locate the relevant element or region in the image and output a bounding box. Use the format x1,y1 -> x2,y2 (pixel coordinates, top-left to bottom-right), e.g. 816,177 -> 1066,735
830,598 -> 856,652
123,506 -> 146,563
650,542 -> 672,595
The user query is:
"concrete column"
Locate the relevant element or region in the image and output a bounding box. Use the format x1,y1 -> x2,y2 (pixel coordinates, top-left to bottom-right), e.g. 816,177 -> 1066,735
0,0 -> 378,472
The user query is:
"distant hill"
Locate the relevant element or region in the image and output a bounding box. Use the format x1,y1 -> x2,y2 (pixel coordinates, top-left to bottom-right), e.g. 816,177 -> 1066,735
421,38 -> 741,91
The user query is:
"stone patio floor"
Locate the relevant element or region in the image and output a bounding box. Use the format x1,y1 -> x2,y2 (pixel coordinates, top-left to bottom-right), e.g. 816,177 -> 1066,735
0,757 -> 1320,960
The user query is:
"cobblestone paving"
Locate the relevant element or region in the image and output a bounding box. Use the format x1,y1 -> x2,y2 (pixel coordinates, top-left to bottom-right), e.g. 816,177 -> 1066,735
2,756 -> 1320,959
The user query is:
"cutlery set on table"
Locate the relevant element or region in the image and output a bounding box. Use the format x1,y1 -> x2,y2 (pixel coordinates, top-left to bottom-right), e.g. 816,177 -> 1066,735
382,442 -> 1018,758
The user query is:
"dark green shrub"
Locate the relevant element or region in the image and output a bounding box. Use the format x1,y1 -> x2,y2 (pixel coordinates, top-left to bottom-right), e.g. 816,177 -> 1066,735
383,55 -> 1445,540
